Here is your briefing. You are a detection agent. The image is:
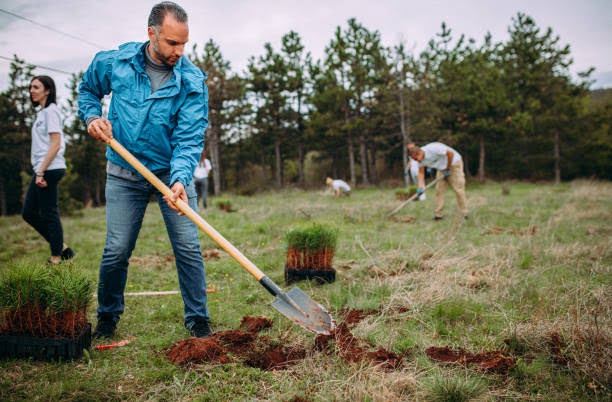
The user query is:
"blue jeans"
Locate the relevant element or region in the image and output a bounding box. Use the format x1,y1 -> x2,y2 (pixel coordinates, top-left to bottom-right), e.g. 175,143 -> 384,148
98,172 -> 209,328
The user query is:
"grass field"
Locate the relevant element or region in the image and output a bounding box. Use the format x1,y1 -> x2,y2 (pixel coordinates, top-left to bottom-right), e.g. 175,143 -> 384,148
1,180 -> 610,401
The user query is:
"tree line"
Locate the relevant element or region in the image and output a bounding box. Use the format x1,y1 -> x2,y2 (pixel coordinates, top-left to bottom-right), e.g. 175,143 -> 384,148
0,13 -> 610,215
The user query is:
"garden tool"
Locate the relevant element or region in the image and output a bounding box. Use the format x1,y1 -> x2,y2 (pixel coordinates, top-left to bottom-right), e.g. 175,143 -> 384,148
107,138 -> 336,336
387,176 -> 442,217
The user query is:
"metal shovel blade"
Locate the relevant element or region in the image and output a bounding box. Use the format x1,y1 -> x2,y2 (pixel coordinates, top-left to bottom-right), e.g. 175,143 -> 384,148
271,286 -> 336,335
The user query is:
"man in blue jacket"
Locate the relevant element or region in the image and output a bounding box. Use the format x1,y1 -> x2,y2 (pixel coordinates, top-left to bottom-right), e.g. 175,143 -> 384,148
78,1 -> 211,339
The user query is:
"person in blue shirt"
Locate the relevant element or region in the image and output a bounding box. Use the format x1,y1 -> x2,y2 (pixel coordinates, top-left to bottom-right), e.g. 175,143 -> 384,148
78,1 -> 211,339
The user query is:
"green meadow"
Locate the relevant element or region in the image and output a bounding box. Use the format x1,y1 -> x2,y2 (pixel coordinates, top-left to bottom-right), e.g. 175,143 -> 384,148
1,180 -> 610,401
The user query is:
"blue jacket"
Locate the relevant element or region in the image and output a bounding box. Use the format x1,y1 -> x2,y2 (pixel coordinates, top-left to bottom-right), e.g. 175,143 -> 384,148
78,41 -> 208,186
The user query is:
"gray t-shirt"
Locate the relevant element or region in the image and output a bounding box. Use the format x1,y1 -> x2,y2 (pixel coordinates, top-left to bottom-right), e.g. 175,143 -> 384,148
144,45 -> 173,93
31,103 -> 66,171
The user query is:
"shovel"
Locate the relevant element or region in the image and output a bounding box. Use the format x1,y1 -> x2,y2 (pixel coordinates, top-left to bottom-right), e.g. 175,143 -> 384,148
387,176 -> 442,217
108,138 -> 336,335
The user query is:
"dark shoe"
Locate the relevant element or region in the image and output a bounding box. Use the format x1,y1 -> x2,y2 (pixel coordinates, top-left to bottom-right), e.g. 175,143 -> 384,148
61,247 -> 75,260
463,215 -> 469,220
93,319 -> 117,339
188,318 -> 212,338
434,216 -> 443,221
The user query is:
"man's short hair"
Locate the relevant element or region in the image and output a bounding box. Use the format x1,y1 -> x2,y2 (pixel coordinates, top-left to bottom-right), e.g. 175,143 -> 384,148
148,1 -> 188,29
409,146 -> 421,157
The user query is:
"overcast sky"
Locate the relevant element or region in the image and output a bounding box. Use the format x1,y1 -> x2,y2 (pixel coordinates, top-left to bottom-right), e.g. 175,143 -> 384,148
1,0 -> 611,103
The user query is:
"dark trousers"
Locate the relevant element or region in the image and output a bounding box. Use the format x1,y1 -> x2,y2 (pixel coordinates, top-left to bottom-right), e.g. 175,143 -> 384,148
194,177 -> 209,208
22,169 -> 65,256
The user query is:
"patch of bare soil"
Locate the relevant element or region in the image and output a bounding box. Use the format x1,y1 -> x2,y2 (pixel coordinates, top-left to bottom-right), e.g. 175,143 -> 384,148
202,249 -> 222,259
166,337 -> 232,365
480,225 -> 538,236
167,309 -> 517,375
244,343 -> 307,370
166,310 -> 407,371
425,346 -> 516,374
315,320 -> 406,371
391,215 -> 416,223
166,316 -> 306,370
340,307 -> 378,325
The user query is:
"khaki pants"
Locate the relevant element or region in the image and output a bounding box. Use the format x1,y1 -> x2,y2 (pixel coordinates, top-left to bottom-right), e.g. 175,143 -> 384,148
435,160 -> 467,218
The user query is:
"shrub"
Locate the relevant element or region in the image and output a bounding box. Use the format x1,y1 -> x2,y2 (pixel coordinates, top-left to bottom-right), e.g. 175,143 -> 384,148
215,199 -> 233,212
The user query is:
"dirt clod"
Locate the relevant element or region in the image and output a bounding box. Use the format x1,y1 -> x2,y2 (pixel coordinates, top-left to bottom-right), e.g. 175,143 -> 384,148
315,322 -> 404,370
165,316 -> 304,370
240,316 -> 273,333
166,337 -> 232,365
425,346 -> 516,373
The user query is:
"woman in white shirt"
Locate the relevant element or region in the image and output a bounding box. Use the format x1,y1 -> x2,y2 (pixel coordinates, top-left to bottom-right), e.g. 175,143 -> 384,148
22,75 -> 74,264
193,151 -> 212,208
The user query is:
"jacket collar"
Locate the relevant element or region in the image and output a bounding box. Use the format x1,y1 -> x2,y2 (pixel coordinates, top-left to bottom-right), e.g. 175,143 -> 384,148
117,41 -> 183,96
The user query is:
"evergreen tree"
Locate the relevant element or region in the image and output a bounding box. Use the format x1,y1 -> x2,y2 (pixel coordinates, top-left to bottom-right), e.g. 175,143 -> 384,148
280,31 -> 311,185
247,42 -> 289,187
501,13 -> 590,181
316,18 -> 389,185
190,40 -> 247,194
63,72 -> 106,207
0,57 -> 34,215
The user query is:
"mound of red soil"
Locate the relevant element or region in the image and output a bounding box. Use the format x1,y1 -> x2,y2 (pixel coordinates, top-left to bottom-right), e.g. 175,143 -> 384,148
166,337 -> 232,365
166,311 -> 407,371
341,308 -> 377,325
168,309 -> 518,375
215,329 -> 257,355
425,346 -> 516,373
166,316 -> 306,370
240,316 -> 273,333
315,322 -> 405,370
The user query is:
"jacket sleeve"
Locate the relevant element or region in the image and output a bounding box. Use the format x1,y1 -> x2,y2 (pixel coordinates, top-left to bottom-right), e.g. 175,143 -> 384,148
169,81 -> 209,186
78,50 -> 115,123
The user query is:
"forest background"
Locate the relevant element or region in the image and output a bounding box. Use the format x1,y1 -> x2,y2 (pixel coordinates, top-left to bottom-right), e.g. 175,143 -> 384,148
0,12 -> 610,216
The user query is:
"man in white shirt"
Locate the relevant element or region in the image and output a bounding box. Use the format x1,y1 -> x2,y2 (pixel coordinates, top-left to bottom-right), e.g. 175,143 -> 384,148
409,142 -> 467,220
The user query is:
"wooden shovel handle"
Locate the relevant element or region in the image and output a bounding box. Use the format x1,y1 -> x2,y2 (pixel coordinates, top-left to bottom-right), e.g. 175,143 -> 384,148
108,138 -> 266,281
387,176 -> 442,217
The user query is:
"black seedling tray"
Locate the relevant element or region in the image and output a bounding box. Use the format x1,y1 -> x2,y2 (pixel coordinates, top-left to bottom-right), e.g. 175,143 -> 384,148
0,323 -> 92,361
285,267 -> 336,285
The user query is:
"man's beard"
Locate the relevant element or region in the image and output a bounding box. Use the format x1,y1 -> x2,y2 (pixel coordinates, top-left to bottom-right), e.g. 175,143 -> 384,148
151,38 -> 178,66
